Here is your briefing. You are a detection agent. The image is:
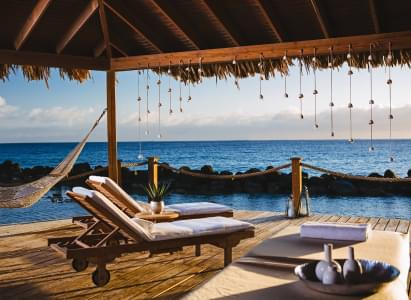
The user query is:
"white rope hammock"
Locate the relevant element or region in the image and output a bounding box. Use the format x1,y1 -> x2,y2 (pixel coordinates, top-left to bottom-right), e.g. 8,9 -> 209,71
0,109 -> 106,208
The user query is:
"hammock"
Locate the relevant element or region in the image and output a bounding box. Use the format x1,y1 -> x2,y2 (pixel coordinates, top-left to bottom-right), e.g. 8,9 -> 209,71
0,109 -> 107,208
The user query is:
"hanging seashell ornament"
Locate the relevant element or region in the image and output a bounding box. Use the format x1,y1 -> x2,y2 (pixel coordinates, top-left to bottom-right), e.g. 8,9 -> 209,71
284,93 -> 289,98
315,123 -> 319,128
387,79 -> 392,85
348,138 -> 354,143
313,89 -> 318,95
369,99 -> 374,105
298,93 -> 304,99
369,146 -> 375,152
348,70 -> 353,76
348,103 -> 353,108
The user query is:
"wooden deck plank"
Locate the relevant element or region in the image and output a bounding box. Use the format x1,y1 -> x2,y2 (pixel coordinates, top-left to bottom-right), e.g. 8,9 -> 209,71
0,211 -> 409,299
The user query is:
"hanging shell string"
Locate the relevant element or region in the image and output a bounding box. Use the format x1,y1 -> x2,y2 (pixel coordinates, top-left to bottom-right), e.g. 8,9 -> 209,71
312,48 -> 318,128
329,47 -> 335,137
387,43 -> 394,161
145,66 -> 150,136
298,50 -> 304,119
347,44 -> 354,143
283,51 -> 288,98
168,61 -> 172,115
179,61 -> 183,112
198,57 -> 203,83
258,54 -> 264,100
187,60 -> 192,102
368,44 -> 375,151
157,66 -> 162,138
233,56 -> 240,89
137,70 -> 144,160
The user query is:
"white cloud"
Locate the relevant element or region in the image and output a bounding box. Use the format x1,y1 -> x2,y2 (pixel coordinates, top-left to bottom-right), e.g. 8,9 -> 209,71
0,96 -> 18,117
27,106 -> 95,127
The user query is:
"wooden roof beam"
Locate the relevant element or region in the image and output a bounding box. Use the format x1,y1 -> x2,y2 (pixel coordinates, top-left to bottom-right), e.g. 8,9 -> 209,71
368,0 -> 380,34
110,31 -> 411,71
254,0 -> 283,42
98,0 -> 112,58
147,0 -> 199,50
309,0 -> 330,38
14,0 -> 52,50
56,0 -> 98,54
197,0 -> 240,47
103,1 -> 162,54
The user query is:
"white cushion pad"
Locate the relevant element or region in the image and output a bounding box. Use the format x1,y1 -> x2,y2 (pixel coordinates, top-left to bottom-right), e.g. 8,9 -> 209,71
166,202 -> 232,216
150,216 -> 253,241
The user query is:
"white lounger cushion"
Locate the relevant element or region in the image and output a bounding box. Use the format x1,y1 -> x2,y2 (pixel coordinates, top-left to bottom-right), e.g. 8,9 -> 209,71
149,217 -> 253,241
166,202 -> 232,216
73,187 -> 253,242
89,175 -> 151,213
300,221 -> 371,241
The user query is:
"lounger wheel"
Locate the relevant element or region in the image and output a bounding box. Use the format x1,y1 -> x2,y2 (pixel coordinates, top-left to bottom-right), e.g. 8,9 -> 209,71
92,267 -> 110,287
72,258 -> 88,272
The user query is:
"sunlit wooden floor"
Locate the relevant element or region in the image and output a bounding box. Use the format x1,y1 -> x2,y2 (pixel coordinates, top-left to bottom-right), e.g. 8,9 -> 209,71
0,211 -> 410,299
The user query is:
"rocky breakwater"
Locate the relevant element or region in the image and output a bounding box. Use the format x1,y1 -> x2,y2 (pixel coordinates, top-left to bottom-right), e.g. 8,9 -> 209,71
1,160 -> 411,197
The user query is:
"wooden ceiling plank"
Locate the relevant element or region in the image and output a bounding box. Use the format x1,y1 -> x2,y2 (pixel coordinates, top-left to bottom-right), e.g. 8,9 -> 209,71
94,40 -> 106,57
309,0 -> 330,38
254,0 -> 283,42
98,0 -> 112,58
147,0 -> 199,50
198,0 -> 240,47
56,0 -> 98,54
0,49 -> 108,70
14,0 -> 52,50
110,43 -> 128,57
368,0 -> 380,34
110,31 -> 411,71
103,1 -> 162,54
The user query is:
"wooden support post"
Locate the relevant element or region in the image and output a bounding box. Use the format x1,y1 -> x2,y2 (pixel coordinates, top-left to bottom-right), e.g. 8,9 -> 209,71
291,157 -> 302,214
107,71 -> 119,182
224,247 -> 233,267
117,160 -> 122,186
147,157 -> 159,188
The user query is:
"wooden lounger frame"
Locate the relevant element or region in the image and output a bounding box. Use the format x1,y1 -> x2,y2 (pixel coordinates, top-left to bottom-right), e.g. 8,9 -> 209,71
72,179 -> 234,228
50,191 -> 254,287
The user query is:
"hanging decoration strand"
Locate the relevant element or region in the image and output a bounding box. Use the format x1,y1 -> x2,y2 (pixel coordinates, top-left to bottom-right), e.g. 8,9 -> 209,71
187,60 -> 192,102
387,43 -> 394,161
329,47 -> 335,137
347,44 -> 354,143
312,48 -> 318,128
179,61 -> 183,113
233,56 -> 240,89
298,49 -> 304,119
368,44 -> 375,151
137,71 -> 143,160
145,65 -> 150,136
168,61 -> 172,115
157,66 -> 162,138
259,54 -> 264,100
283,51 -> 288,98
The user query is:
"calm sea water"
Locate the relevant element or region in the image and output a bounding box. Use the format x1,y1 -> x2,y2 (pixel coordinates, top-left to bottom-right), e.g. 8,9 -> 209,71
0,140 -> 410,224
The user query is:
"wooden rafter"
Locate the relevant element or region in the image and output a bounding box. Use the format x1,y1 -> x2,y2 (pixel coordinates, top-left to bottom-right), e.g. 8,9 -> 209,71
368,0 -> 380,34
110,43 -> 128,57
0,49 -> 108,70
110,31 -> 411,71
56,0 -> 98,54
146,0 -> 199,50
94,40 -> 106,58
254,0 -> 283,42
14,0 -> 52,50
98,0 -> 112,58
103,1 -> 162,54
309,0 -> 330,38
197,0 -> 240,47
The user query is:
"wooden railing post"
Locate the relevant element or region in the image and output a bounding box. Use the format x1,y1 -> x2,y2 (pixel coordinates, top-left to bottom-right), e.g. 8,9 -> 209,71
117,160 -> 122,187
147,157 -> 159,189
107,70 -> 119,183
291,157 -> 303,213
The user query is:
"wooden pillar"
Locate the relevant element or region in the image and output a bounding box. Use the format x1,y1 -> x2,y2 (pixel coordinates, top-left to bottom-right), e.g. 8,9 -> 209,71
147,157 -> 159,188
291,157 -> 302,213
107,71 -> 119,183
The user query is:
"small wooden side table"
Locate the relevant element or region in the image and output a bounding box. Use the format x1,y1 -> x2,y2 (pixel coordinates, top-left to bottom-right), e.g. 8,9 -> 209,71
135,211 -> 180,223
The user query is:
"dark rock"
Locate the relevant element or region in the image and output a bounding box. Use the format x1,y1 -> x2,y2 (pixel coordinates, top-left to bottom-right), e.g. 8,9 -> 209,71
329,179 -> 358,196
243,181 -> 264,193
200,165 -> 213,174
368,172 -> 383,178
245,168 -> 261,174
220,170 -> 233,176
266,182 -> 280,194
307,176 -> 328,195
72,163 -> 92,175
408,169 -> 411,178
384,169 -> 397,178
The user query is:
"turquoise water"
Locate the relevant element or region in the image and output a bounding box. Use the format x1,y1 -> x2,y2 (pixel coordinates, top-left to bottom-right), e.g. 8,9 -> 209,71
0,140 -> 410,224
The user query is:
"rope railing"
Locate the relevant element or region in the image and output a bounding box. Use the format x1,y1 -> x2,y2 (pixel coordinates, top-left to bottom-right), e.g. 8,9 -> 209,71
158,163 -> 292,180
301,162 -> 411,183
121,161 -> 148,168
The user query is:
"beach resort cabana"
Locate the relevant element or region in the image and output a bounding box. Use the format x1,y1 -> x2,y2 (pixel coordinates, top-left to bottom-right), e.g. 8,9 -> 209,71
0,0 -> 410,298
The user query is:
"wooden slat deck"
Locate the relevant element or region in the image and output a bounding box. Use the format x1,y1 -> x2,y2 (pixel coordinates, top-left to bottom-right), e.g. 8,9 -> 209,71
0,211 -> 409,300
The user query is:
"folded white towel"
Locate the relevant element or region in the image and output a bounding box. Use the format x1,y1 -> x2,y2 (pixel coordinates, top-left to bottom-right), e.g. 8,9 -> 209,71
300,222 -> 370,241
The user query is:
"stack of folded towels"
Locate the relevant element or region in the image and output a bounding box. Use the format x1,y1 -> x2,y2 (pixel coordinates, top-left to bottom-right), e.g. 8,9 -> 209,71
300,222 -> 371,241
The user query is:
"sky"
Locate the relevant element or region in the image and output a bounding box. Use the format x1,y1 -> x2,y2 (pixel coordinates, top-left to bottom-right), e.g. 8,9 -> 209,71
0,61 -> 410,143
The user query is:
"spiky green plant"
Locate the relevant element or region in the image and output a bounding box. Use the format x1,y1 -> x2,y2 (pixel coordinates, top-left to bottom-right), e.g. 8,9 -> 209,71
142,183 -> 170,202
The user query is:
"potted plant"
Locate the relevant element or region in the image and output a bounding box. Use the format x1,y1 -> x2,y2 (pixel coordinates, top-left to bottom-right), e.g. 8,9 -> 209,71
142,183 -> 170,214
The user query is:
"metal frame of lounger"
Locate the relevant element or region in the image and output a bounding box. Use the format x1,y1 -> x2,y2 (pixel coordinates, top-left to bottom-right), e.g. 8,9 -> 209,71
72,179 -> 234,228
50,191 -> 254,287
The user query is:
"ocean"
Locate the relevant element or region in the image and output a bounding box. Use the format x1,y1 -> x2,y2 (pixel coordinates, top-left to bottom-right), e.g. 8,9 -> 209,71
0,140 -> 410,224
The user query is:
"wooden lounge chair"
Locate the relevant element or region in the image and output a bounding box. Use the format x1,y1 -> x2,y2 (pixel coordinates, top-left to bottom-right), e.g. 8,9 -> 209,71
49,187 -> 254,287
72,175 -> 233,227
